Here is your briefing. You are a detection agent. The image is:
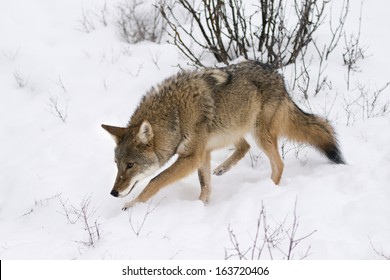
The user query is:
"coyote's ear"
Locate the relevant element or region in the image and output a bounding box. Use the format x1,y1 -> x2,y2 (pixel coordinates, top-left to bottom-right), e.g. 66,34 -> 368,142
137,120 -> 153,144
101,124 -> 126,144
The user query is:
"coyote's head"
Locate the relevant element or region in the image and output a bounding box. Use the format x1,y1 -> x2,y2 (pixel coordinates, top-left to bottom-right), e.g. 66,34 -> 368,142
101,121 -> 160,198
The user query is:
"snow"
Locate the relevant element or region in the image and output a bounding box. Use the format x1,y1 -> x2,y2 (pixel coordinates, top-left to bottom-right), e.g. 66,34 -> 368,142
0,0 -> 389,260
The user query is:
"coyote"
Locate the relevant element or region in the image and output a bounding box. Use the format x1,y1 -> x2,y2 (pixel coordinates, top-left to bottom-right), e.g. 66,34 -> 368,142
102,60 -> 345,210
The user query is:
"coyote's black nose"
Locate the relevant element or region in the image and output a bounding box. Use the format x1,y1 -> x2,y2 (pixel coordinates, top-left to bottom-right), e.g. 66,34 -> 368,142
110,189 -> 119,197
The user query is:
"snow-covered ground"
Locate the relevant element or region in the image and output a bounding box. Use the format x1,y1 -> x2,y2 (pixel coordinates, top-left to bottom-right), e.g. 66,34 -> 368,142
0,0 -> 389,260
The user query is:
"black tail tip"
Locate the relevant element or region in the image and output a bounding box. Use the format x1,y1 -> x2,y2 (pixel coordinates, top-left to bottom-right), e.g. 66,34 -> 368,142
325,145 -> 346,164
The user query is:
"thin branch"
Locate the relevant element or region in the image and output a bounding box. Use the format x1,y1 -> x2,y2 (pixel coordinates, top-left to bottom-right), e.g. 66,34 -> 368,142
128,200 -> 161,236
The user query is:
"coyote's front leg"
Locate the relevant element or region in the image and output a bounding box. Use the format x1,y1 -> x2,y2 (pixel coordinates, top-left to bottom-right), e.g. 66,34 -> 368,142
122,152 -> 204,210
213,138 -> 250,176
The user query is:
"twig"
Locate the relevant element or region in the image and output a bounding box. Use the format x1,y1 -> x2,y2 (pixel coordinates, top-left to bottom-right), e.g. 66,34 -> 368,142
370,239 -> 390,260
13,70 -> 29,88
128,199 -> 161,236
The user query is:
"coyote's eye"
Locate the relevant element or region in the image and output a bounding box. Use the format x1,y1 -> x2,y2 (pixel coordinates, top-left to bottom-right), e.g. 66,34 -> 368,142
126,162 -> 134,169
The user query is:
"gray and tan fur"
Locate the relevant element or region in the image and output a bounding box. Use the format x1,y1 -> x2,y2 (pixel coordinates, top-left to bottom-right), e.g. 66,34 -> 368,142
102,60 -> 345,210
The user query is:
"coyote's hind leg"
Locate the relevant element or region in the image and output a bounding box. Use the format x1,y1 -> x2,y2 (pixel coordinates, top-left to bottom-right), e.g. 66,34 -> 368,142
198,152 -> 211,204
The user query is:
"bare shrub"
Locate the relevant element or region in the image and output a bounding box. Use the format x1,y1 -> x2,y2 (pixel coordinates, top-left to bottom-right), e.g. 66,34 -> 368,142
78,7 -> 96,33
78,0 -> 165,44
342,1 -> 366,90
343,33 -> 366,90
58,195 -> 102,248
47,95 -> 69,123
356,82 -> 390,120
77,2 -> 110,33
325,0 -> 350,60
96,1 -> 110,27
288,0 -> 350,98
225,200 -> 316,260
160,0 -> 329,68
116,0 -> 166,44
341,81 -> 390,125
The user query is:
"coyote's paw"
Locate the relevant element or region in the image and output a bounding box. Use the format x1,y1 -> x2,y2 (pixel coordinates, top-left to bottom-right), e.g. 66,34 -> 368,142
199,192 -> 210,205
213,164 -> 229,176
122,200 -> 138,211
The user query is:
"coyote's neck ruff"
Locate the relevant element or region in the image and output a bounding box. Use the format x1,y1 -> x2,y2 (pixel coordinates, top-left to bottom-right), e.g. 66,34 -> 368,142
102,60 -> 345,210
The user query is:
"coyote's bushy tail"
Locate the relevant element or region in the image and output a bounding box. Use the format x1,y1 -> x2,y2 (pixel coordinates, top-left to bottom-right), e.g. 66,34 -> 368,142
285,101 -> 345,164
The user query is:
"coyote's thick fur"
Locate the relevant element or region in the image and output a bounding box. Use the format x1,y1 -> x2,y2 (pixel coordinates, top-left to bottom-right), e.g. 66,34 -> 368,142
102,60 -> 345,210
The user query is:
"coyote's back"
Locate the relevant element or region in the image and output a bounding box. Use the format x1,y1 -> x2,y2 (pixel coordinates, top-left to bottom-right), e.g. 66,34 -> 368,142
102,60 -> 345,210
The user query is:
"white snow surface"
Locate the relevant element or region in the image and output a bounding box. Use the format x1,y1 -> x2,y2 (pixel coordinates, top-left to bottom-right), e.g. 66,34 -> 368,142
0,0 -> 389,260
